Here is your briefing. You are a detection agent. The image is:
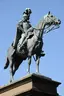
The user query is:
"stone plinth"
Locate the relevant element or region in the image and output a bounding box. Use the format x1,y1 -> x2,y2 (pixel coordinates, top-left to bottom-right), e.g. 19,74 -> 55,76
0,73 -> 61,96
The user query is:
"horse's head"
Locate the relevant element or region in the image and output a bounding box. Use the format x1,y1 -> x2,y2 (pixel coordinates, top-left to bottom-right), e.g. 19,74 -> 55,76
44,11 -> 61,26
43,11 -> 61,33
35,11 -> 61,36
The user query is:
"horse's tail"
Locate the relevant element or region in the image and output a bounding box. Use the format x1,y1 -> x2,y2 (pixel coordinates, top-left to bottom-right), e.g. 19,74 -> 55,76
4,58 -> 9,69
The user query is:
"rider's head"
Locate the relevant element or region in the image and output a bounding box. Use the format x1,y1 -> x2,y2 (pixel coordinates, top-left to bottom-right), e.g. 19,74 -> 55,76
23,13 -> 29,21
22,8 -> 32,21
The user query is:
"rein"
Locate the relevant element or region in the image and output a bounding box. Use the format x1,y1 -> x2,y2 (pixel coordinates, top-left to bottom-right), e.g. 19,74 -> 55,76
44,25 -> 60,34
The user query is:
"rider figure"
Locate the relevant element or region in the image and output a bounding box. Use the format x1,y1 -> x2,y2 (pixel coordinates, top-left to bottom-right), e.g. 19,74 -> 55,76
13,8 -> 45,56
13,8 -> 33,50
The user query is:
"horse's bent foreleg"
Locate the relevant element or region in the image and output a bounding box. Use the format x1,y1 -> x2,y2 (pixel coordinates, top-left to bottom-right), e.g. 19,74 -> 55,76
27,56 -> 32,74
36,56 -> 40,73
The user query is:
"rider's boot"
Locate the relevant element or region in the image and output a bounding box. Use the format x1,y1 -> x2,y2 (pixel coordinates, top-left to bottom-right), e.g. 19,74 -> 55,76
40,50 -> 45,56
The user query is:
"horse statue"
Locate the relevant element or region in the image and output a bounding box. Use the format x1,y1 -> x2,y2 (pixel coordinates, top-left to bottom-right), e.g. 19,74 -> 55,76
4,11 -> 61,82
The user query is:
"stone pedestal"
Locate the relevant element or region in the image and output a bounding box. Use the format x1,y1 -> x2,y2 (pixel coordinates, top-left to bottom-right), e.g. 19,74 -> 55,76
0,73 -> 61,96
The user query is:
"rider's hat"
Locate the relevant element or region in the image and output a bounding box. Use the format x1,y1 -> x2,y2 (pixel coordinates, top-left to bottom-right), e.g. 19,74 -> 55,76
23,8 -> 32,16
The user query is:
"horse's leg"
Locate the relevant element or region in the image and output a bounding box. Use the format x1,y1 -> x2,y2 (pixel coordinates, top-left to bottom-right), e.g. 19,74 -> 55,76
36,55 -> 40,73
27,56 -> 32,74
9,59 -> 14,82
12,62 -> 17,77
13,58 -> 23,77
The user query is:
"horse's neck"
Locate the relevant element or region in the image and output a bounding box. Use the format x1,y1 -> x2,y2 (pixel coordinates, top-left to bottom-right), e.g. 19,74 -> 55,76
35,18 -> 45,29
35,19 -> 45,38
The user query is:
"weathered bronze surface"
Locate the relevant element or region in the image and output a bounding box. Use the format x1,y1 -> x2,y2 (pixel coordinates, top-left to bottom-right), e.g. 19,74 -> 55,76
4,9 -> 61,82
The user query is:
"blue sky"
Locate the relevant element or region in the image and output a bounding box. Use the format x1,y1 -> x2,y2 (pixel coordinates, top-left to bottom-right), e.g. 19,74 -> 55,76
0,0 -> 64,95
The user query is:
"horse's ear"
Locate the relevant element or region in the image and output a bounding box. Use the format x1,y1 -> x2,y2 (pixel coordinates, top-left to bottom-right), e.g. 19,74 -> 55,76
48,11 -> 50,15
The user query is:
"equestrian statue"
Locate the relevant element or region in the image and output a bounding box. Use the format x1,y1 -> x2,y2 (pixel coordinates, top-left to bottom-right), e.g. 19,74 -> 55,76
4,8 -> 61,82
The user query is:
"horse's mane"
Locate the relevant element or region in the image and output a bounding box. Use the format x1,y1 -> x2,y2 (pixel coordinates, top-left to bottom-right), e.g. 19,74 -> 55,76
35,17 -> 44,29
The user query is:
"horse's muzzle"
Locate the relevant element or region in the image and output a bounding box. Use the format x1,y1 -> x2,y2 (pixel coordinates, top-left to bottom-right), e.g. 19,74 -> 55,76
58,19 -> 61,24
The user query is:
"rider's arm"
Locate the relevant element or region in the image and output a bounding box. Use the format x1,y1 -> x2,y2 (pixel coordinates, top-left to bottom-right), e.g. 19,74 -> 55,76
27,21 -> 34,32
27,27 -> 34,32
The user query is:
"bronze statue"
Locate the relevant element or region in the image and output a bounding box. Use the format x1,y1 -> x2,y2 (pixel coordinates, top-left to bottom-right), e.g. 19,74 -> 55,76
4,9 -> 61,82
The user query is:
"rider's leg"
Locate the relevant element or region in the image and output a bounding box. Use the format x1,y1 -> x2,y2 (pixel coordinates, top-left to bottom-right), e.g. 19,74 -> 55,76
17,34 -> 25,51
39,41 -> 45,56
